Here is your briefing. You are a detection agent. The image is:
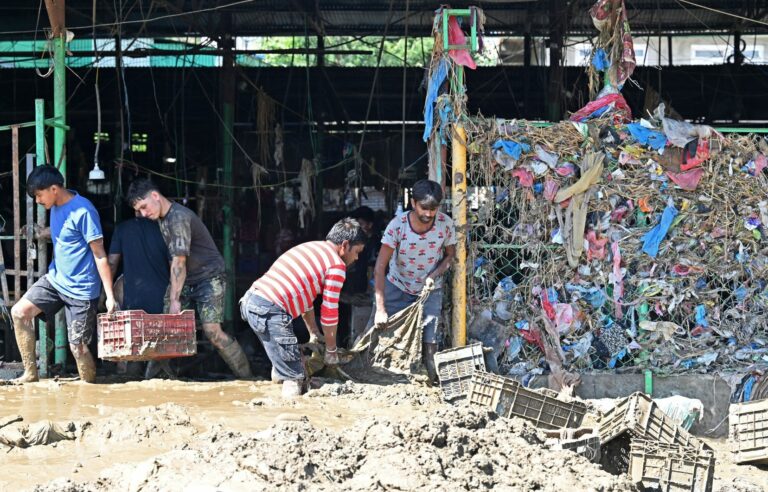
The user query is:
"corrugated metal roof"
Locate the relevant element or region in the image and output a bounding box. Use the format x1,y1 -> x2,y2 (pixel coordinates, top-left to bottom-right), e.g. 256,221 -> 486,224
0,0 -> 765,39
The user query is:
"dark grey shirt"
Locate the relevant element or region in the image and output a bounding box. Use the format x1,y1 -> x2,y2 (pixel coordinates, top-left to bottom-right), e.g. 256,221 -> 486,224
158,202 -> 224,284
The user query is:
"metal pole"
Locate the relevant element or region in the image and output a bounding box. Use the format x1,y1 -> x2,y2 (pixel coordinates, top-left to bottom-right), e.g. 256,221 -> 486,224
53,32 -> 68,366
34,99 -> 48,378
11,126 -> 20,303
451,60 -> 468,348
220,35 -> 235,329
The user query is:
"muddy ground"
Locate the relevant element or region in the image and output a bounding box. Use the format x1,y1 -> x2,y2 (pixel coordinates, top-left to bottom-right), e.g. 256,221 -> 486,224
0,378 -> 765,492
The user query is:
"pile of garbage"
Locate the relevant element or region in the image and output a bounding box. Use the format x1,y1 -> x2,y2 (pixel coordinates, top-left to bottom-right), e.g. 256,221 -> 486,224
466,110 -> 768,378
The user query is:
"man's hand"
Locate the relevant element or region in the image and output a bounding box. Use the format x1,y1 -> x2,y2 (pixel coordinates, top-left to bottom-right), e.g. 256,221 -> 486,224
374,309 -> 388,330
424,277 -> 436,292
169,299 -> 182,314
324,348 -> 340,366
309,331 -> 326,345
105,295 -> 117,314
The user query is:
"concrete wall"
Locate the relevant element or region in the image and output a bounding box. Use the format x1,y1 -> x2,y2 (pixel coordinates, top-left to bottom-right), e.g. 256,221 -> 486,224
529,373 -> 733,437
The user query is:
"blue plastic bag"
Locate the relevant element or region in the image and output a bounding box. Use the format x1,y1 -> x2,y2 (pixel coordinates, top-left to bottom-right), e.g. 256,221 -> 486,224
642,204 -> 678,257
627,123 -> 667,151
492,139 -> 531,160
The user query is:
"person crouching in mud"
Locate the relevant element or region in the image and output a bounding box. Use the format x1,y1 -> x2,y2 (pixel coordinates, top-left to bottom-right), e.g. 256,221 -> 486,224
239,218 -> 366,397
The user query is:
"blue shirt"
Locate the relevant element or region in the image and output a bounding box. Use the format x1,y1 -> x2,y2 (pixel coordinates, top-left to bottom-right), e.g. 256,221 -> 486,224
109,218 -> 170,313
47,192 -> 103,300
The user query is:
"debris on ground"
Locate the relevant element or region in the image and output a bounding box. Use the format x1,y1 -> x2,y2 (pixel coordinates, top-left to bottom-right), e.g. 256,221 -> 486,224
31,405 -> 633,492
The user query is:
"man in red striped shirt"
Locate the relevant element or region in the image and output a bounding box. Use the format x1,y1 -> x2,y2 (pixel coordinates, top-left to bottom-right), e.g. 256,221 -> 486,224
239,218 -> 366,397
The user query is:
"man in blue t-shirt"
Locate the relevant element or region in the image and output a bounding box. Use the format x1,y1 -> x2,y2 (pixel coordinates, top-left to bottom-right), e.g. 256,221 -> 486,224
10,165 -> 115,383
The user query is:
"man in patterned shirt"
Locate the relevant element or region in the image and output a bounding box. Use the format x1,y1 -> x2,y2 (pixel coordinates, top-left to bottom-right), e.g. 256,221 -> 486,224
239,218 -> 366,397
372,180 -> 456,382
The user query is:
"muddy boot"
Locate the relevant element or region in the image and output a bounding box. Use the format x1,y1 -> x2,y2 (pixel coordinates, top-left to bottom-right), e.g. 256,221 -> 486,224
271,367 -> 283,384
423,342 -> 439,386
144,360 -> 176,379
74,352 -> 97,383
282,379 -> 303,398
218,340 -> 254,379
12,327 -> 39,383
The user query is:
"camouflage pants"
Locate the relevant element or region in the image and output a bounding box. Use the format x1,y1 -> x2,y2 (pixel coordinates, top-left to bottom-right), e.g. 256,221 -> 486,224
164,274 -> 226,324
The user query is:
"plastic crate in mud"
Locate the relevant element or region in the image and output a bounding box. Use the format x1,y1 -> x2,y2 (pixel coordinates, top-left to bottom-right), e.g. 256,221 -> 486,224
547,433 -> 601,463
729,398 -> 768,465
468,371 -> 588,429
97,310 -> 197,361
629,440 -> 715,492
599,392 -> 710,452
434,342 -> 486,401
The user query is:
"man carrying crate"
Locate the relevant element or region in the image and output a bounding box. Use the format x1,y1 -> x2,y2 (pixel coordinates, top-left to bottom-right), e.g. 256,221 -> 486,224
11,165 -> 116,383
239,218 -> 366,397
126,179 -> 252,379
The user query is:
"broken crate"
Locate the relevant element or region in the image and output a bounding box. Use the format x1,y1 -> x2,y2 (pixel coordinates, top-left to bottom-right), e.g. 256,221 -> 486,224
434,342 -> 486,401
729,398 -> 768,465
468,371 -> 587,429
629,439 -> 715,492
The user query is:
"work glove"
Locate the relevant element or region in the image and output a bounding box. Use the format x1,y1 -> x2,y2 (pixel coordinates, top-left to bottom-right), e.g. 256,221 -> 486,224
324,348 -> 340,366
423,277 -> 436,293
374,310 -> 389,330
308,332 -> 326,345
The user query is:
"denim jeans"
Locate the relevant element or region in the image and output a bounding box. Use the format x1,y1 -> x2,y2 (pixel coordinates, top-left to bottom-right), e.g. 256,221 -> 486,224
239,290 -> 303,381
367,278 -> 444,344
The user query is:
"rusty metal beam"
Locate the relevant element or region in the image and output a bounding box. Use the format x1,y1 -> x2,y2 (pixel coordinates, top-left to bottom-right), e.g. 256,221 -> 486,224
44,0 -> 66,37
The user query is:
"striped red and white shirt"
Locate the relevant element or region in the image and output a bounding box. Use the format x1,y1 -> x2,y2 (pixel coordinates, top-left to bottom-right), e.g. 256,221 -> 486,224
252,241 -> 346,326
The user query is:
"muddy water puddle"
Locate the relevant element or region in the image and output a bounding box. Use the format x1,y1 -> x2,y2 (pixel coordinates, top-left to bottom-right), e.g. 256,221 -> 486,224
0,379 -> 425,490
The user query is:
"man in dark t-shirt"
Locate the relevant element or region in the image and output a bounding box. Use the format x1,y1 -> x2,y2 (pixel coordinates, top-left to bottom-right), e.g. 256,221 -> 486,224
125,179 -> 252,379
108,217 -> 170,314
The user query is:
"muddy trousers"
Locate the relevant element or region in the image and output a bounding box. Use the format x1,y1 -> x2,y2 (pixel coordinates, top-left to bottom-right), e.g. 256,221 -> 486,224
239,291 -> 304,381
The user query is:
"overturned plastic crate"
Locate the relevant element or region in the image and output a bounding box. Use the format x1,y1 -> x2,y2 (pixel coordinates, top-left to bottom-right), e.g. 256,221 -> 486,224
547,433 -> 602,463
97,310 -> 197,361
468,371 -> 587,429
729,398 -> 768,465
599,392 -> 710,452
434,342 -> 486,401
629,440 -> 715,492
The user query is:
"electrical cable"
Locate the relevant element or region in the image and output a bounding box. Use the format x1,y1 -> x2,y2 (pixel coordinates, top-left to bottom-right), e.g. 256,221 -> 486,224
676,0 -> 768,28
357,0 -> 396,154
0,0 -> 263,36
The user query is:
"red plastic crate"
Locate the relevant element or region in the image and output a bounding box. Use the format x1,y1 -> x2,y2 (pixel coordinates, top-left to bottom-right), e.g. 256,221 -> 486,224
97,310 -> 197,361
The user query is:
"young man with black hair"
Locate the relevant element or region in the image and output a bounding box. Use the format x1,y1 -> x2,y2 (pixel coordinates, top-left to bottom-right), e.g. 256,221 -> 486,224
372,179 -> 456,382
125,178 -> 252,379
11,165 -> 115,383
240,218 -> 366,397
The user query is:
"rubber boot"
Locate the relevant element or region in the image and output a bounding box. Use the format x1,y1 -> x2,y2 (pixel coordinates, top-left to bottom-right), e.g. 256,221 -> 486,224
74,351 -> 97,383
218,340 -> 254,379
271,367 -> 283,384
144,360 -> 176,379
423,342 -> 439,386
12,326 -> 39,383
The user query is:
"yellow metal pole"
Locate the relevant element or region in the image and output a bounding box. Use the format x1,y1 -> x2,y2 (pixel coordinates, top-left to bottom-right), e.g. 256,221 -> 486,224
451,124 -> 467,347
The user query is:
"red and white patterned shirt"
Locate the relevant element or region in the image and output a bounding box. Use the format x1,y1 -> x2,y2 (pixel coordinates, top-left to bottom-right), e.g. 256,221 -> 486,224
383,211 -> 456,295
253,241 -> 346,326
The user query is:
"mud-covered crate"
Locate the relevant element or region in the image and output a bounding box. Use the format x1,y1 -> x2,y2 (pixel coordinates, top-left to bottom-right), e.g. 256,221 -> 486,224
97,310 -> 197,361
629,440 -> 715,492
547,432 -> 602,463
599,392 -> 710,452
468,371 -> 520,410
434,342 -> 486,401
729,398 -> 768,464
468,371 -> 587,429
